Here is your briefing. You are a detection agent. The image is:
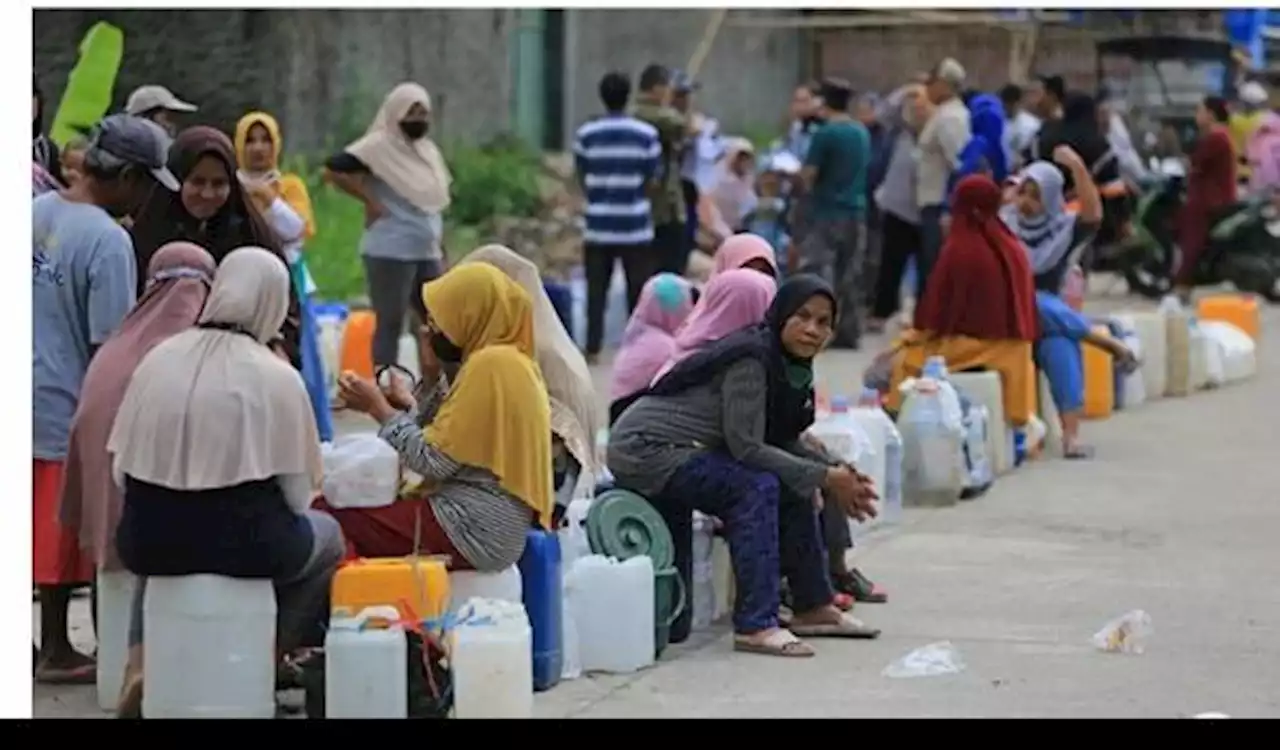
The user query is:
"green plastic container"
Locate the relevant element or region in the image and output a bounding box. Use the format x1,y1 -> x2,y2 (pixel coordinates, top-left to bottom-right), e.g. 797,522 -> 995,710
586,489 -> 686,657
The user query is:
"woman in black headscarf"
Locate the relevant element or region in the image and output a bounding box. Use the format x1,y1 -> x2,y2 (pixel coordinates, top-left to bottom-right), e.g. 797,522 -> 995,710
33,75 -> 62,181
130,126 -> 300,364
636,274 -> 882,656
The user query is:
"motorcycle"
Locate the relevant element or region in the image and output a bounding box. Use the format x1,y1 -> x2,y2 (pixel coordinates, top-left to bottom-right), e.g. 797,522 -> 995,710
1119,173 -> 1280,301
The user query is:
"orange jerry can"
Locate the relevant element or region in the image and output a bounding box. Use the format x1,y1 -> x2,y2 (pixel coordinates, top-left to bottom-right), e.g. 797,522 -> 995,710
1196,294 -> 1260,342
1082,325 -> 1115,420
339,309 -> 376,380
331,556 -> 450,627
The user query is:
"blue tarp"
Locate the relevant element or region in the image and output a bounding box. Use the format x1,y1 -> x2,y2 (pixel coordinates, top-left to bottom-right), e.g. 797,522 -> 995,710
1226,8 -> 1268,68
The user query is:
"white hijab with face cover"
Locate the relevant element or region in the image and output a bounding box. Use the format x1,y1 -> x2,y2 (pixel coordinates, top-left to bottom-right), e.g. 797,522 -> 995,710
461,244 -> 604,496
346,82 -> 452,213
108,247 -> 323,491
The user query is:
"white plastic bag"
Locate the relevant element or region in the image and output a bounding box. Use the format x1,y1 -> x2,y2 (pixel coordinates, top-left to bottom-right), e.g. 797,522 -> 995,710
1200,321 -> 1257,383
321,434 -> 400,509
882,641 -> 966,678
1091,609 -> 1153,654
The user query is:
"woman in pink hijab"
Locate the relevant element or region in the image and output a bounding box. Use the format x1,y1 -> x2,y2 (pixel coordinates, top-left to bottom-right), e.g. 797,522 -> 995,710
656,268 -> 778,382
60,242 -> 216,574
713,232 -> 779,278
608,273 -> 697,424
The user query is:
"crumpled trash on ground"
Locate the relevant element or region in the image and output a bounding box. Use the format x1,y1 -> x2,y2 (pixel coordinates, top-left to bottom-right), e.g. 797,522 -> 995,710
882,641 -> 966,678
1091,609 -> 1153,654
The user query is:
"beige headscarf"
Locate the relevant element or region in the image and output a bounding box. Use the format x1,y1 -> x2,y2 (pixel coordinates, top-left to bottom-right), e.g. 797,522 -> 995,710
461,245 -> 603,496
108,247 -> 323,492
346,82 -> 452,213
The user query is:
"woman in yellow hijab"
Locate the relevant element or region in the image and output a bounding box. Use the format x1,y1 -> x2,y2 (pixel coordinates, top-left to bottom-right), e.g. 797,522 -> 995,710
234,111 -> 334,442
321,263 -> 553,572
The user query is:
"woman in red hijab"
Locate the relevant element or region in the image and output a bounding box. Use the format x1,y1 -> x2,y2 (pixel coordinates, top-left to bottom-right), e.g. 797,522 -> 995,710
1175,96 -> 1238,302
885,174 -> 1039,426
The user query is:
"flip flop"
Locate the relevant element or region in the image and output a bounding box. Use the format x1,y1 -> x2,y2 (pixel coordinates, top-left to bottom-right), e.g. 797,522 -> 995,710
833,570 -> 889,604
34,660 -> 96,685
1064,445 -> 1096,461
789,613 -> 882,640
733,628 -> 815,658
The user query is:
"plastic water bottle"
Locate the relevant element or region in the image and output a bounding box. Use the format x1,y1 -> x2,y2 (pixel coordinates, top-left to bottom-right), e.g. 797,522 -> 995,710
855,387 -> 903,526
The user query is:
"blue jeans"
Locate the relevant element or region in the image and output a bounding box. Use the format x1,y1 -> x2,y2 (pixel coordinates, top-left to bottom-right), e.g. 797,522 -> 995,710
661,452 -> 833,633
1035,292 -> 1092,414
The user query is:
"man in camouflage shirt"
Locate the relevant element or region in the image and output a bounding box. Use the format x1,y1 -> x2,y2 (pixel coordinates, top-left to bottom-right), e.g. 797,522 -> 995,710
633,63 -> 691,275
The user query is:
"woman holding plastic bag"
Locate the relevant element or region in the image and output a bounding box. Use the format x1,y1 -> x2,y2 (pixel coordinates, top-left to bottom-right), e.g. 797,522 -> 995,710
317,263 -> 553,573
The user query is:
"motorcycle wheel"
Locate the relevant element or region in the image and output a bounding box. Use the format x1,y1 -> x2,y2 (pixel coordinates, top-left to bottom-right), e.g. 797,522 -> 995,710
1122,242 -> 1178,300
1221,249 -> 1280,303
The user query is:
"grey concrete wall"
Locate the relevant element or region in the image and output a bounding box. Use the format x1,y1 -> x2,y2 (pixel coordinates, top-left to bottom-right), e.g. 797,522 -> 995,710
34,8 -> 516,154
33,8 -> 803,155
564,9 -> 805,142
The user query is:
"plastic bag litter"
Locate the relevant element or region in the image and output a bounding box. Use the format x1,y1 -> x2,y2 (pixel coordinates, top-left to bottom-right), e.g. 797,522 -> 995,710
320,434 -> 400,509
1091,609 -> 1153,654
882,641 -> 966,679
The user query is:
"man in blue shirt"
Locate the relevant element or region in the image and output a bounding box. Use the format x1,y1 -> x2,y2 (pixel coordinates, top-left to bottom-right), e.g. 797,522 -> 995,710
573,71 -> 662,360
33,114 -> 177,683
796,77 -> 872,350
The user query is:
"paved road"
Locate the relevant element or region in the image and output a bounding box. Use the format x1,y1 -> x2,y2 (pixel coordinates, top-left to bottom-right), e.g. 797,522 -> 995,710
34,285 -> 1280,718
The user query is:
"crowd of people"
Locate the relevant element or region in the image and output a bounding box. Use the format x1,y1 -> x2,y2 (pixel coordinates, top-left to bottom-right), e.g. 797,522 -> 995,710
30,50 -> 1280,711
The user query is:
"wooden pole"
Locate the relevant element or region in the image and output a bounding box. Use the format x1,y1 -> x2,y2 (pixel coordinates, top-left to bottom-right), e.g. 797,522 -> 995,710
686,8 -> 729,79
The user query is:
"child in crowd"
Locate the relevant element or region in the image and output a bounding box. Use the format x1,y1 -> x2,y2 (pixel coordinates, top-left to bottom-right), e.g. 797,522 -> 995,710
742,153 -> 799,273
59,135 -> 89,187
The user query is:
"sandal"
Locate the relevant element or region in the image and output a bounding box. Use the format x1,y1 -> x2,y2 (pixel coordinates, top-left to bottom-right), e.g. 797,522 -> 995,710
1064,444 -> 1095,460
833,569 -> 888,604
733,628 -> 815,658
34,658 -> 96,685
789,612 -> 882,640
832,592 -> 855,611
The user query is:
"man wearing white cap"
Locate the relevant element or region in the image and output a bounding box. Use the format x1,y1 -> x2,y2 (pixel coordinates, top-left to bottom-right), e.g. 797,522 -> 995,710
1230,80 -> 1270,186
916,57 -> 971,297
124,84 -> 198,136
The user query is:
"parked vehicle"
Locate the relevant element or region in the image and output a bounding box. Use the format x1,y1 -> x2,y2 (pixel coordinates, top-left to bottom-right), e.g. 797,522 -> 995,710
1121,174 -> 1280,301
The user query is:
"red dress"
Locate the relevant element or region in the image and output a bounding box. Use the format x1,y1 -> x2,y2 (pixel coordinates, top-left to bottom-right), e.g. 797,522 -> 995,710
1176,126 -> 1237,285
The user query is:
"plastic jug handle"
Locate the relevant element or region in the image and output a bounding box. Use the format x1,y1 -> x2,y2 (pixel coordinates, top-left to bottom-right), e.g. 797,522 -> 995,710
655,568 -> 688,628
352,605 -> 404,629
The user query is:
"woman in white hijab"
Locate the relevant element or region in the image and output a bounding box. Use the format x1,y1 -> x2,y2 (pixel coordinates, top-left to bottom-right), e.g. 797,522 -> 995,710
108,246 -> 345,716
325,82 -> 453,374
461,245 -> 604,505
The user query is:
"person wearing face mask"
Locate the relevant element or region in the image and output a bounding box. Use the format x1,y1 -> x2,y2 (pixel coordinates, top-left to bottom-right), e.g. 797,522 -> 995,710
32,115 -> 178,684
325,83 -> 452,375
318,263 -> 553,572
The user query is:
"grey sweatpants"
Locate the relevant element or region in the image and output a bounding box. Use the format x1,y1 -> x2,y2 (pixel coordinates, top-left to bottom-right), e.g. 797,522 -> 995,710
362,256 -> 444,368
794,217 -> 867,348
127,511 -> 345,652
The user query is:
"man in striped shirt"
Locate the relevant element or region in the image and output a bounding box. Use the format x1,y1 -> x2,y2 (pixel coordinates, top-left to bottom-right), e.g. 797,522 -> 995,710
574,71 -> 663,361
